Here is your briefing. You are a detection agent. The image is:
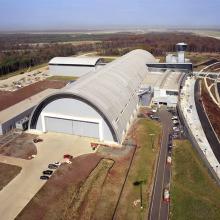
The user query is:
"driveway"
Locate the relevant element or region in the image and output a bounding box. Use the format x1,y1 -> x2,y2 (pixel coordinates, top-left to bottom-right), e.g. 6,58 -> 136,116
0,132 -> 96,220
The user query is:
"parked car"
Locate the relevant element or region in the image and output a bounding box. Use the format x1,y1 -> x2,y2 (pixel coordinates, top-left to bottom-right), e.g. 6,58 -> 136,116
173,127 -> 180,132
150,115 -> 160,120
163,188 -> 170,203
172,120 -> 179,125
172,134 -> 178,139
168,144 -> 173,151
167,156 -> 172,164
43,170 -> 53,175
168,134 -> 173,142
63,154 -> 73,159
33,138 -> 43,143
54,162 -> 61,166
40,175 -> 49,180
48,164 -> 58,169
171,116 -> 178,120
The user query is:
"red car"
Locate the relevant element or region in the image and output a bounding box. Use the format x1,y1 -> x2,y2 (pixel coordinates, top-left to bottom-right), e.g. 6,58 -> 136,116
163,188 -> 170,203
63,154 -> 73,159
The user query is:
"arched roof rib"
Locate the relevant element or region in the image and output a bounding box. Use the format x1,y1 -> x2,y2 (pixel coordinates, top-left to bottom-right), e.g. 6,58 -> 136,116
30,49 -> 156,143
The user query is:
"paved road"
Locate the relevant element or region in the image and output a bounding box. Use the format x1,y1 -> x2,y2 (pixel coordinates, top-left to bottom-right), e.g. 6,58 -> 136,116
148,108 -> 173,220
0,155 -> 28,167
0,132 -> 95,220
194,80 -> 220,162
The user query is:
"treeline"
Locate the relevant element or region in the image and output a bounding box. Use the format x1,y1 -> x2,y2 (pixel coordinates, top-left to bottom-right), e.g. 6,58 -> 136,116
1,32 -> 220,76
0,43 -> 96,75
99,32 -> 220,56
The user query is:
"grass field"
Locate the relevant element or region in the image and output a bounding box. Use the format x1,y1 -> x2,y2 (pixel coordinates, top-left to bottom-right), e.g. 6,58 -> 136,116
46,75 -> 79,81
0,163 -> 21,190
170,140 -> 220,220
115,118 -> 162,219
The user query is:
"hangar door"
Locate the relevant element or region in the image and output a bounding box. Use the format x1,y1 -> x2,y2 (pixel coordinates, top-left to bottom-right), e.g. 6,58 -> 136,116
44,117 -> 99,139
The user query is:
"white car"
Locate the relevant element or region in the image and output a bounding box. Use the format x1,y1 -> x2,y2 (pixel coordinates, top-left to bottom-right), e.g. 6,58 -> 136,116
171,116 -> 178,120
167,156 -> 172,164
173,120 -> 179,124
163,188 -> 170,203
152,108 -> 157,113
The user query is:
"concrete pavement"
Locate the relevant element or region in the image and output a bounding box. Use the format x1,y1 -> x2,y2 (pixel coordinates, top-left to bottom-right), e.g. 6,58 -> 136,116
0,132 -> 96,220
0,155 -> 28,167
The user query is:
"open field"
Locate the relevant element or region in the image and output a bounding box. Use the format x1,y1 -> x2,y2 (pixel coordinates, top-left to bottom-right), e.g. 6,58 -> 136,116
16,118 -> 161,220
0,162 -> 21,191
170,139 -> 220,220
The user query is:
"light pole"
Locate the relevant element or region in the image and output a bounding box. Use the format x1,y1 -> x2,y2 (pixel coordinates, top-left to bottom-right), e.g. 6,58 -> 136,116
204,148 -> 207,156
216,165 -> 219,174
149,133 -> 155,150
133,180 -> 145,209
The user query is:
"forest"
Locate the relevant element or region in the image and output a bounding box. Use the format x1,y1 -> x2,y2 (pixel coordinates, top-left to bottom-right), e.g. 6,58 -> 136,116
0,32 -> 220,76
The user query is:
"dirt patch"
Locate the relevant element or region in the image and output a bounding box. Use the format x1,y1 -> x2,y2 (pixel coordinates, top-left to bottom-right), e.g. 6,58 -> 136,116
201,79 -> 220,139
0,133 -> 37,159
0,79 -> 67,111
16,145 -> 134,220
63,159 -> 114,220
0,162 -> 21,191
16,153 -> 103,220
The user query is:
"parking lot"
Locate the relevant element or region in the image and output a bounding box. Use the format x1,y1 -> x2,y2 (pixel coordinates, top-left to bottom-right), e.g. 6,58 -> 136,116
0,67 -> 51,92
0,132 -> 96,220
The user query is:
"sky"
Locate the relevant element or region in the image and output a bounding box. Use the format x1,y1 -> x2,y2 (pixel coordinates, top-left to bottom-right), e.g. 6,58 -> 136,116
0,0 -> 220,31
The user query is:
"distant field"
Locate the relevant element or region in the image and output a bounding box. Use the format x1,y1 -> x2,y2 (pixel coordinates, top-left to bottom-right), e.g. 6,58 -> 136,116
193,30 -> 220,39
170,140 -> 220,220
0,163 -> 21,191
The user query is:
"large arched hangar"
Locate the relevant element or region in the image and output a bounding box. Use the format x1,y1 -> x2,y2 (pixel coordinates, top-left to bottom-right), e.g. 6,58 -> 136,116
29,49 -> 156,143
49,56 -> 103,77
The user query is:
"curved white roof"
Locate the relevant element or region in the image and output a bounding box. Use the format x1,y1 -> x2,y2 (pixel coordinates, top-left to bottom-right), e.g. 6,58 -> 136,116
31,49 -> 156,143
63,49 -> 156,141
49,56 -> 101,66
